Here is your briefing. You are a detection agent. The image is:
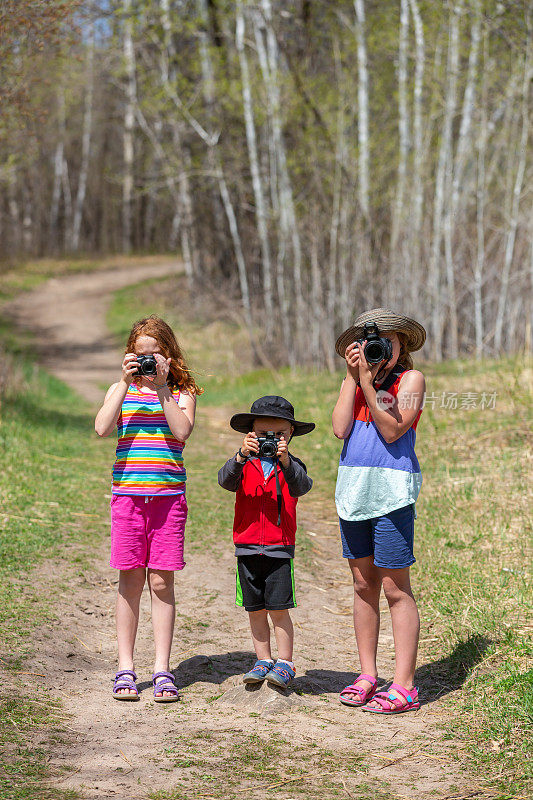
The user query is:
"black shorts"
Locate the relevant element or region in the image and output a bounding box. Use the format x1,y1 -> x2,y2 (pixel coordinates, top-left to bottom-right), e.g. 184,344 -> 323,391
236,555 -> 296,612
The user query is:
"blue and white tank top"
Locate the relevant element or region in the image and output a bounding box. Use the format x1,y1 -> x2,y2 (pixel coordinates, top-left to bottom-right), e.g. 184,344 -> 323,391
335,368 -> 422,521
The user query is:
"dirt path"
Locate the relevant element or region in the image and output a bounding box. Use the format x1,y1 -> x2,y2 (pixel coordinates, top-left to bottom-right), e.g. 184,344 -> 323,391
3,260 -> 182,405
4,265 -> 474,800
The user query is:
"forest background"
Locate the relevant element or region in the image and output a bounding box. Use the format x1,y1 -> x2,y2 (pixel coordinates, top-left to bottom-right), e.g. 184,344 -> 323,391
0,0 -> 531,367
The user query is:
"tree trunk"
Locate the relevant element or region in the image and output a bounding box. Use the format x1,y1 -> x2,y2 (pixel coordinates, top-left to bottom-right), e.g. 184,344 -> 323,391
159,0 -> 199,281
353,0 -> 370,221
255,0 -> 305,361
49,86 -> 66,252
494,20 -> 531,352
445,0 -> 481,357
235,0 -> 274,339
429,2 -> 461,361
408,0 -> 425,312
391,0 -> 410,257
196,0 -> 255,348
475,31 -> 488,360
71,24 -> 94,252
122,0 -> 136,254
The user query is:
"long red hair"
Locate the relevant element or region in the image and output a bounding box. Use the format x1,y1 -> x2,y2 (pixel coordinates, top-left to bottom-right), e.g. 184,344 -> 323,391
126,316 -> 203,395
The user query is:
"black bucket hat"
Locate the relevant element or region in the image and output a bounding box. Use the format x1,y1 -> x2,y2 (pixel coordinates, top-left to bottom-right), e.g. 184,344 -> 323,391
230,396 -> 315,436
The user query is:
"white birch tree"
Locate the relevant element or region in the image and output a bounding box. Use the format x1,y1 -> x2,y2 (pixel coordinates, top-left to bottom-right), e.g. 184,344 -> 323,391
71,23 -> 94,252
391,0 -> 410,255
494,21 -> 531,352
235,0 -> 274,338
354,0 -> 370,221
122,0 -> 136,254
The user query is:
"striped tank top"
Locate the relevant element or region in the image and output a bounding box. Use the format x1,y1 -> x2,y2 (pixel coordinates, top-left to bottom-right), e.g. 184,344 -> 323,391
112,383 -> 186,496
335,368 -> 422,521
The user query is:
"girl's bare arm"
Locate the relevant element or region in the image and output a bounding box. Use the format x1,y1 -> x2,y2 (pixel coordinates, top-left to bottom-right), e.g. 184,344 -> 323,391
332,342 -> 361,439
360,370 -> 425,443
94,353 -> 138,437
332,374 -> 358,439
156,387 -> 196,441
94,380 -> 128,437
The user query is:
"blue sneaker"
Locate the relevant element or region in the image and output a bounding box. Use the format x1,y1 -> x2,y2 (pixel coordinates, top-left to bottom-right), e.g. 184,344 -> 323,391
243,659 -> 274,684
266,661 -> 295,688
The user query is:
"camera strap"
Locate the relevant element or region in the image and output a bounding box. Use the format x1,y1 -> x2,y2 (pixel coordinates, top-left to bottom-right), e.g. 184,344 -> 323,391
364,364 -> 405,427
274,460 -> 282,526
374,363 -> 404,393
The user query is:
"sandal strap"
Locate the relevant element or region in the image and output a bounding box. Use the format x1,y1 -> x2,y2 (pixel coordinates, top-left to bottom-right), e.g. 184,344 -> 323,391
340,684 -> 366,696
370,691 -> 403,710
114,679 -> 137,690
153,671 -> 179,695
357,673 -> 377,686
152,671 -> 175,682
340,674 -> 377,696
153,682 -> 179,696
114,669 -> 137,681
388,683 -> 418,704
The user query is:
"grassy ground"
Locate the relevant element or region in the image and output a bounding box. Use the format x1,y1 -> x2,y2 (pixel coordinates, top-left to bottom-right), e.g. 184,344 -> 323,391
108,276 -> 532,799
150,731 -> 389,800
0,254 -> 179,302
0,262 -> 530,799
0,320 -> 114,799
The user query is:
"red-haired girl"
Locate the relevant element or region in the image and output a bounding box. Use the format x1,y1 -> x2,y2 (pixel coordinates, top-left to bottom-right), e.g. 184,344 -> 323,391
95,315 -> 202,702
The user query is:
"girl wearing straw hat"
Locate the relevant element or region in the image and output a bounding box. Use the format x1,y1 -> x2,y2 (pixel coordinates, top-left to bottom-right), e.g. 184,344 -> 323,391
332,308 -> 426,714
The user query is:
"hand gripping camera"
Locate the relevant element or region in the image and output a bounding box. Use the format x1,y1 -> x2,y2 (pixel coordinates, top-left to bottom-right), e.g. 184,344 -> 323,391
355,322 -> 393,364
136,354 -> 158,376
257,431 -> 280,458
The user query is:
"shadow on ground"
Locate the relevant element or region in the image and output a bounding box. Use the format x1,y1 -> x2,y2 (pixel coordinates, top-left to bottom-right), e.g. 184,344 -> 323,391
162,635 -> 492,704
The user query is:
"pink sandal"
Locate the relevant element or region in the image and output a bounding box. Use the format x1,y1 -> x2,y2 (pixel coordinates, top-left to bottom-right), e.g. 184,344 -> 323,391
361,683 -> 419,714
339,673 -> 378,707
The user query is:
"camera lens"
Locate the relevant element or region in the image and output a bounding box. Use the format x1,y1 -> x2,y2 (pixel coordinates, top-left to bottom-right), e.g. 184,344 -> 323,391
365,341 -> 384,363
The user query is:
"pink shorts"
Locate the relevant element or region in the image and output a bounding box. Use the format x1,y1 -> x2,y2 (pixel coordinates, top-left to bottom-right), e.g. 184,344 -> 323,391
110,494 -> 187,571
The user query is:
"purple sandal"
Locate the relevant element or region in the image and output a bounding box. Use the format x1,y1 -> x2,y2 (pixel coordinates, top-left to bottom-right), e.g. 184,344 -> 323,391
361,683 -> 420,714
152,671 -> 180,703
339,673 -> 378,707
112,669 -> 139,701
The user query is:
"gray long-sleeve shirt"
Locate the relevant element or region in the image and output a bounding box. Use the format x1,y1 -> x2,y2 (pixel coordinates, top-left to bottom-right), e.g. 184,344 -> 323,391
218,453 -> 313,558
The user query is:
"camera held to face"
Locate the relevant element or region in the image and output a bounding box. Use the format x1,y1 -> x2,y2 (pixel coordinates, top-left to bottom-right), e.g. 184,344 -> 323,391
257,431 -> 280,458
136,354 -> 158,376
355,322 -> 393,365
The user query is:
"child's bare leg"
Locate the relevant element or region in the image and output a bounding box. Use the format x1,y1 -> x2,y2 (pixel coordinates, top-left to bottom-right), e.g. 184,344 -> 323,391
248,609 -> 272,660
116,567 -> 146,694
383,567 -> 419,692
268,609 -> 294,662
148,569 -> 176,697
344,556 -> 381,699
364,567 -> 419,709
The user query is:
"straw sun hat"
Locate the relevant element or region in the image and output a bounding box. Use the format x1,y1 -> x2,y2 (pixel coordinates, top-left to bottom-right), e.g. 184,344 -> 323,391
335,308 -> 426,358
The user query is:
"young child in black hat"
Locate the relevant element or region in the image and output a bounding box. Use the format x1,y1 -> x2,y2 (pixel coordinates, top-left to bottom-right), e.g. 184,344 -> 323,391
218,396 -> 314,688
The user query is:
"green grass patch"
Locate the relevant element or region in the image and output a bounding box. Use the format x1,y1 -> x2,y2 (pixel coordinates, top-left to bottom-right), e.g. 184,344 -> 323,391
150,730 -> 390,800
0,318 -> 115,797
107,276 -> 533,798
0,254 -> 178,302
0,696 -> 77,800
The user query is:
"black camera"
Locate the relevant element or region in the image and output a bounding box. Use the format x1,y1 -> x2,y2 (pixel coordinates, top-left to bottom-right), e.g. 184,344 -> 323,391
257,431 -> 279,458
355,322 -> 393,364
136,355 -> 158,376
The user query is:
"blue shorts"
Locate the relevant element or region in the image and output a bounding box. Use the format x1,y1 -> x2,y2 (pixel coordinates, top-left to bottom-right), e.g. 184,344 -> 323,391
339,504 -> 416,569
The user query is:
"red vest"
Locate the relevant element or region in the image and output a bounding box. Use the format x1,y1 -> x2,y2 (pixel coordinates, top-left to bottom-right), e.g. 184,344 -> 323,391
233,459 -> 298,546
